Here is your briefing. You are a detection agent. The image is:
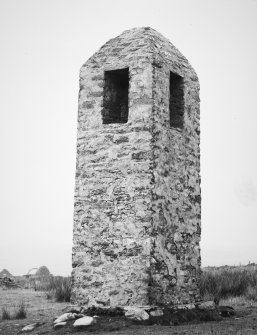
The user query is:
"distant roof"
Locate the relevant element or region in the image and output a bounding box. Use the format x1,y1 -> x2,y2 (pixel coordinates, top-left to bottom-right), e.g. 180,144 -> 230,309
0,269 -> 12,277
26,266 -> 51,277
27,268 -> 38,276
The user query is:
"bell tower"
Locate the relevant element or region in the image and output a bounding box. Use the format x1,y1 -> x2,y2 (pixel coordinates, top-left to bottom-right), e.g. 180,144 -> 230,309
72,27 -> 201,307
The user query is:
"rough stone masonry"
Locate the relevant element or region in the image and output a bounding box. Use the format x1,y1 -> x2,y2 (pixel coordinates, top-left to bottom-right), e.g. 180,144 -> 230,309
72,27 -> 201,308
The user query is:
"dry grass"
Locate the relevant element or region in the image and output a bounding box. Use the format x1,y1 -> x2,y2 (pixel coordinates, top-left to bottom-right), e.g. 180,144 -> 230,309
1,307 -> 11,320
0,287 -> 257,334
0,288 -> 69,334
48,276 -> 71,302
14,301 -> 27,319
30,276 -> 71,302
200,267 -> 257,302
1,301 -> 26,320
1,267 -> 257,334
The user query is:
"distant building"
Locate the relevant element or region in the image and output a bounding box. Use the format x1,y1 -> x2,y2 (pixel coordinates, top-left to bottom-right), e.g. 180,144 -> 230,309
0,269 -> 13,278
0,269 -> 18,288
25,266 -> 51,279
25,268 -> 38,279
24,266 -> 52,288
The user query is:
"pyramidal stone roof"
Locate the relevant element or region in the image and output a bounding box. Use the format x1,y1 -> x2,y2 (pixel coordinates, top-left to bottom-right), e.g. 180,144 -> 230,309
83,27 -> 197,79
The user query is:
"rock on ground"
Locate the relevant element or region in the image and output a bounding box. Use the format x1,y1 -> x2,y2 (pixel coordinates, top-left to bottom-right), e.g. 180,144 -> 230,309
150,309 -> 164,317
54,312 -> 76,324
124,307 -> 149,321
21,323 -> 41,332
73,316 -> 96,327
53,322 -> 67,329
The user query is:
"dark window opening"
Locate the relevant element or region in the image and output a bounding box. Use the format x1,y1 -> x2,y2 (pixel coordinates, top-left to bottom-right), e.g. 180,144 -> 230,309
169,72 -> 184,129
102,68 -> 129,124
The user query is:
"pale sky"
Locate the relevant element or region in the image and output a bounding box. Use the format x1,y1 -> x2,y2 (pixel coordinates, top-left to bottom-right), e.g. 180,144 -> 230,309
0,0 -> 257,276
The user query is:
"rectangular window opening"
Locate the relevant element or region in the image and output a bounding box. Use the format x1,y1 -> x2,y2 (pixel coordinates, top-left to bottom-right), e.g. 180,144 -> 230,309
169,72 -> 184,129
103,68 -> 129,124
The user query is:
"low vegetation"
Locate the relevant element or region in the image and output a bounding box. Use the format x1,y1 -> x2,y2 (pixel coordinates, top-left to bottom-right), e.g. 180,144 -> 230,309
1,301 -> 27,320
48,276 -> 71,302
14,301 -> 27,319
19,266 -> 257,306
31,276 -> 71,302
1,266 -> 257,334
200,266 -> 257,303
2,307 -> 11,320
32,267 -> 257,305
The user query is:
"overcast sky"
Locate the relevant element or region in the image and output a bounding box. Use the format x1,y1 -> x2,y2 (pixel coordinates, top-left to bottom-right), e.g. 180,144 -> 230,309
0,0 -> 257,276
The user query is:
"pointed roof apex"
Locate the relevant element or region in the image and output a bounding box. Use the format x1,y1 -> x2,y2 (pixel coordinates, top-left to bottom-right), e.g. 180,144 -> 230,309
103,26 -> 177,52
121,26 -> 158,35
83,27 -> 197,79
120,26 -> 166,37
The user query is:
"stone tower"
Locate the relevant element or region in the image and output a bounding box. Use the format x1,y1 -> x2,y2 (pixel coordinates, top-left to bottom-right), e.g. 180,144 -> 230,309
72,27 -> 201,307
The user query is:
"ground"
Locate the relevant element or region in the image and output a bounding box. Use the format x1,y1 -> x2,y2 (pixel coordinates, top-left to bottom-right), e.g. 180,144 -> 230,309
1,288 -> 257,334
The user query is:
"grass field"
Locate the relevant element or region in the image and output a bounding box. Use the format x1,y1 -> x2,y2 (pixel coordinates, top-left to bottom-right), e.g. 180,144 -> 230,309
1,266 -> 257,334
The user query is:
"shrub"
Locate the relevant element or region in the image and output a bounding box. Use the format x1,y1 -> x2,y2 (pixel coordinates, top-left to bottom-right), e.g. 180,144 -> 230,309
245,285 -> 257,302
45,290 -> 54,300
200,268 -> 257,301
14,301 -> 27,319
31,275 -> 71,302
2,307 -> 11,320
44,276 -> 71,302
1,302 -> 27,320
36,266 -> 51,277
200,271 -> 220,300
54,277 -> 71,302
